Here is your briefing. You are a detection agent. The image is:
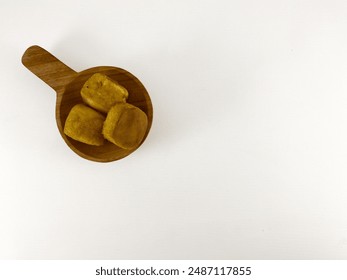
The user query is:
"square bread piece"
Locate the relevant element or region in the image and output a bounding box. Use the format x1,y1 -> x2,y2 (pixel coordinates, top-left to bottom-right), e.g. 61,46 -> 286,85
81,73 -> 128,113
103,103 -> 148,149
64,104 -> 105,146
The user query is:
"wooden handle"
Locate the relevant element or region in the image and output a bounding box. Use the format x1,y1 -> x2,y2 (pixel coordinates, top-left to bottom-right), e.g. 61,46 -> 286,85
22,45 -> 77,94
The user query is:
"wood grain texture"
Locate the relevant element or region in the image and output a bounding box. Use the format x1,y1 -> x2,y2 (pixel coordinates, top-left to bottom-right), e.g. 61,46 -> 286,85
22,45 -> 153,162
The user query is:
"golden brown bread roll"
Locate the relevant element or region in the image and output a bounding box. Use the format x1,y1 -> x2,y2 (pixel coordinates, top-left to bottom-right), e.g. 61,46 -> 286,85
81,73 -> 128,113
103,103 -> 148,149
64,104 -> 105,146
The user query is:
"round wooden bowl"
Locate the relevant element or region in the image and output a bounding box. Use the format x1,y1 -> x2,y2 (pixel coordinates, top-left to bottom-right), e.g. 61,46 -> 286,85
22,45 -> 153,162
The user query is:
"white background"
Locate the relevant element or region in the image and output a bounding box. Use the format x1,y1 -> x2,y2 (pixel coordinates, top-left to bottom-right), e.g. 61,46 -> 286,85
0,0 -> 347,259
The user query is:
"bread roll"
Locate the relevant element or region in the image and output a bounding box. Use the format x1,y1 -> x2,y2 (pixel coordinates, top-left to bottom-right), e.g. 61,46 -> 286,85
103,103 -> 148,149
81,73 -> 128,113
64,104 -> 105,146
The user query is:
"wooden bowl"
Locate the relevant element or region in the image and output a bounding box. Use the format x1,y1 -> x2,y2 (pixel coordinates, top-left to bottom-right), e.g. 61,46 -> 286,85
22,45 -> 153,162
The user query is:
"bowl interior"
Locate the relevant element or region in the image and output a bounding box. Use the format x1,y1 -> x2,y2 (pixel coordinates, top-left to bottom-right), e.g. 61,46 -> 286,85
56,66 -> 153,162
